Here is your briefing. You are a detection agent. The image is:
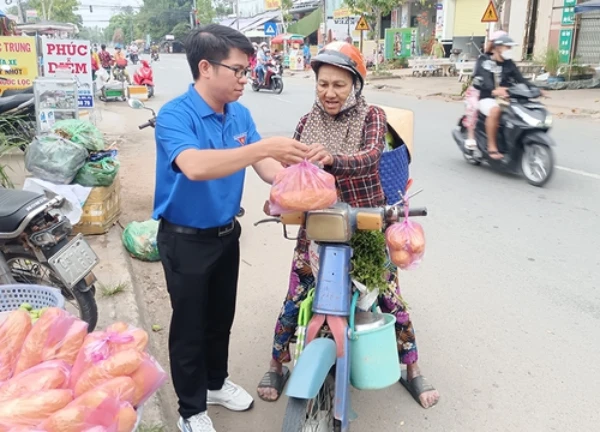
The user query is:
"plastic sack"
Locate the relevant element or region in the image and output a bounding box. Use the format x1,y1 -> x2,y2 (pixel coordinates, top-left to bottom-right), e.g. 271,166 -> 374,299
0,360 -> 70,401
122,220 -> 160,262
0,310 -> 32,381
25,134 -> 88,185
74,158 -> 120,187
6,427 -> 46,432
269,160 -> 337,215
14,308 -> 88,374
0,389 -> 73,428
129,352 -> 167,407
74,349 -> 144,397
385,213 -> 426,270
51,119 -> 105,152
70,324 -> 148,389
76,377 -> 136,407
41,395 -> 124,432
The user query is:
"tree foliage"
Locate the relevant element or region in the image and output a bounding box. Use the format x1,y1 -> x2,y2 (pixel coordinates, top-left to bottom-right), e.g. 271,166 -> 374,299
105,7 -> 138,44
28,0 -> 82,24
77,26 -> 106,43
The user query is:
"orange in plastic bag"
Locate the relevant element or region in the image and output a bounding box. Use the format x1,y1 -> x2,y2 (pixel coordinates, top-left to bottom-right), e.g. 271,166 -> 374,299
14,308 -> 88,374
76,377 -> 136,407
70,324 -> 148,389
129,353 -> 167,407
116,402 -> 137,432
0,360 -> 70,401
74,349 -> 144,397
0,389 -> 72,428
0,310 -> 32,381
269,160 -> 337,214
385,216 -> 426,270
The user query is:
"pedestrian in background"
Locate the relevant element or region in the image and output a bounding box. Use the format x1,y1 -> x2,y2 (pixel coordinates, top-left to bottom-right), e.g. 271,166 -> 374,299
153,24 -> 309,432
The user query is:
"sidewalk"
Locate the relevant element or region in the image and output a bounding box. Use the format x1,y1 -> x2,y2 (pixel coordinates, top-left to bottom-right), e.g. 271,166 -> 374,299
364,69 -> 600,119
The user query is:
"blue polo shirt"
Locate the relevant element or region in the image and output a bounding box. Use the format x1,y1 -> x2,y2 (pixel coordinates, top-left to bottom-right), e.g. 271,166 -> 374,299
152,84 -> 261,229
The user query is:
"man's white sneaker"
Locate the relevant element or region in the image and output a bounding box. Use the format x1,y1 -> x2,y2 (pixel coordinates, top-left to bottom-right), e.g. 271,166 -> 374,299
207,379 -> 254,411
178,412 -> 216,432
177,411 -> 217,432
465,139 -> 477,151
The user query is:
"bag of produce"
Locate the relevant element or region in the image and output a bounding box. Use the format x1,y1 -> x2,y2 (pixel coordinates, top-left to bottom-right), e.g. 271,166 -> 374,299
40,394 -> 122,432
0,310 -> 32,381
0,389 -> 73,428
121,220 -> 160,262
74,349 -> 144,397
51,119 -> 105,152
14,308 -> 87,374
75,377 -> 136,407
74,158 -> 120,187
129,352 -> 167,407
269,160 -> 337,215
6,427 -> 46,432
70,324 -> 148,388
25,134 -> 88,185
0,360 -> 70,401
385,209 -> 426,270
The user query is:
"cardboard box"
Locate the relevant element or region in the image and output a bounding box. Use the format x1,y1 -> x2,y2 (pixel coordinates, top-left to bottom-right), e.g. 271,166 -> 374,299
72,175 -> 121,235
127,85 -> 149,101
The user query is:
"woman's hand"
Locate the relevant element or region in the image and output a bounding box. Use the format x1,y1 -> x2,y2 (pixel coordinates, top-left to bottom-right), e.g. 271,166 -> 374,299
306,143 -> 333,167
263,200 -> 271,216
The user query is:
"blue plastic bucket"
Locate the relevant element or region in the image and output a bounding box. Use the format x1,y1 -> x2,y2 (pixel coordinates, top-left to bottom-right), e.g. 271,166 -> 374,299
349,295 -> 400,390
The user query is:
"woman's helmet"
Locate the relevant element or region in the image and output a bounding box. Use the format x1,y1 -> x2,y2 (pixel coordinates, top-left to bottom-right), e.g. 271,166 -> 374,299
311,41 -> 367,92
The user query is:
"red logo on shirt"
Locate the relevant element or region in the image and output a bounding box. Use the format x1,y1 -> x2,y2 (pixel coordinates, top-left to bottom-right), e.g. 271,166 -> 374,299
235,133 -> 247,146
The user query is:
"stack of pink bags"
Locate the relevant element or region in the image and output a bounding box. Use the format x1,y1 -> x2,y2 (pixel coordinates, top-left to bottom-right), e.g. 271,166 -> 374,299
0,308 -> 167,432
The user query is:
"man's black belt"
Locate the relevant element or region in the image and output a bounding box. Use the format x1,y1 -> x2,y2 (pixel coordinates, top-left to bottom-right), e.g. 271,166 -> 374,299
159,218 -> 236,237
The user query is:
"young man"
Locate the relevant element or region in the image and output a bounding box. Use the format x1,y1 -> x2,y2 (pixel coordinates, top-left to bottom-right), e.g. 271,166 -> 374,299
153,24 -> 310,432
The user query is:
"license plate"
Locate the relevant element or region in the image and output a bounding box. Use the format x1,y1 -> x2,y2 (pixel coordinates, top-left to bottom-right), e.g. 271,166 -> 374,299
48,234 -> 99,289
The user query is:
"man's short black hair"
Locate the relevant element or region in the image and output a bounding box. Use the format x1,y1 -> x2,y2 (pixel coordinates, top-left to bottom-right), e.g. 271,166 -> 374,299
184,24 -> 254,80
101,44 -> 106,50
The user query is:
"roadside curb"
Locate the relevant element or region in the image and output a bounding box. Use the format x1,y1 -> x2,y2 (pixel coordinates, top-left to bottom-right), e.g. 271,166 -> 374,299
86,226 -> 165,429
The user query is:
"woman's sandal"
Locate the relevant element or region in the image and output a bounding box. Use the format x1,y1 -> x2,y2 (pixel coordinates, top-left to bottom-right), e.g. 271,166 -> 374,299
488,151 -> 504,160
400,376 -> 439,409
257,366 -> 290,402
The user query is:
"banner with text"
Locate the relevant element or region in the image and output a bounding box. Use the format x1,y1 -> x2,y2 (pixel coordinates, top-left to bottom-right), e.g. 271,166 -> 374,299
0,36 -> 38,96
42,38 -> 94,109
265,0 -> 281,10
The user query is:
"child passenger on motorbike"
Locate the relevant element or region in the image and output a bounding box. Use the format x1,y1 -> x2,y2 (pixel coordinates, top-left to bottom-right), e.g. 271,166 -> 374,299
256,41 -> 440,410
472,33 -> 532,160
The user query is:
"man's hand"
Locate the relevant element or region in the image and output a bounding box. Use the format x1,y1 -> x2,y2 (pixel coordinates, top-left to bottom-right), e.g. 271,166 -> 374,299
492,87 -> 509,98
263,200 -> 271,216
264,137 -> 309,166
306,143 -> 333,167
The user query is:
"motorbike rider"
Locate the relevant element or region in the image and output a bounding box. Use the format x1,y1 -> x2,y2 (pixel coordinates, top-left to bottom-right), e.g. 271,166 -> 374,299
256,41 -> 440,410
113,44 -> 131,84
98,44 -> 113,74
254,42 -> 269,84
129,42 -> 139,60
472,33 -> 532,160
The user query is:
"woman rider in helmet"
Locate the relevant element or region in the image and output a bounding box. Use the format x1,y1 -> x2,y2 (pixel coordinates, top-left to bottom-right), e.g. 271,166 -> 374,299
256,41 -> 440,410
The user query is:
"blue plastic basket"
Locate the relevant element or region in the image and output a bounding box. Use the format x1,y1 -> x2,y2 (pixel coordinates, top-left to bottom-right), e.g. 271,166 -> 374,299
379,145 -> 410,205
0,284 -> 65,312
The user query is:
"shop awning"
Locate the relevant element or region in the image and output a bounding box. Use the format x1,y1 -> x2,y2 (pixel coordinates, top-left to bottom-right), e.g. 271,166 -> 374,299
271,33 -> 304,44
287,8 -> 322,37
575,0 -> 600,13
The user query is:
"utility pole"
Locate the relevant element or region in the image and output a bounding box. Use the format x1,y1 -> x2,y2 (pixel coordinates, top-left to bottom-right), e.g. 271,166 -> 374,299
322,0 -> 327,44
236,0 -> 240,30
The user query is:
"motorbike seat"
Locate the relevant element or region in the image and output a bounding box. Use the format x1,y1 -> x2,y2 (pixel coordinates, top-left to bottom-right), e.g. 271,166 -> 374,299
0,94 -> 32,113
1,86 -> 33,97
0,189 -> 50,234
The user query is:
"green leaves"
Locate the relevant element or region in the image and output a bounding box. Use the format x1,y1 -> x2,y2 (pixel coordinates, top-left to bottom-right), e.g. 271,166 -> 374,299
350,230 -> 389,293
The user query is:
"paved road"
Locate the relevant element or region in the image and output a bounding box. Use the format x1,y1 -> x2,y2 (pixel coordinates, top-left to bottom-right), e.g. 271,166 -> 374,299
129,54 -> 600,431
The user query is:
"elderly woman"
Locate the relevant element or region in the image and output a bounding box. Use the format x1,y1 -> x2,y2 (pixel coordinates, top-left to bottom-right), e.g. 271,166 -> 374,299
256,41 -> 440,410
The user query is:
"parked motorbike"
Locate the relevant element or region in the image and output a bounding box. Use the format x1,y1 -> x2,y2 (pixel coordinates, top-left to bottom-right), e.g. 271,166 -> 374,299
0,189 -> 99,330
133,60 -> 155,98
251,59 -> 283,94
127,98 -> 246,218
255,201 -> 427,432
452,83 -> 555,187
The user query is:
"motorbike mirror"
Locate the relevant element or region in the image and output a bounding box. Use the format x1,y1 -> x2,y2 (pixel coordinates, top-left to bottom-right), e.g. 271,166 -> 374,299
127,98 -> 145,110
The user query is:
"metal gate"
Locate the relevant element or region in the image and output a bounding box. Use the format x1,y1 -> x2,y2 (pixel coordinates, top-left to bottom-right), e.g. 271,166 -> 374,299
575,11 -> 600,65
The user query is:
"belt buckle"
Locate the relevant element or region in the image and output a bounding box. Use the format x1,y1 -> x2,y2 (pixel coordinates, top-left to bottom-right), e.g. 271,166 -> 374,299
218,221 -> 235,237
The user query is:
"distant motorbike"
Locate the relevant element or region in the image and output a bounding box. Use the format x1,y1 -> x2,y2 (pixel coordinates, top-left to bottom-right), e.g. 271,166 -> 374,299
452,83 -> 555,187
0,189 -> 99,330
151,52 -> 160,62
129,52 -> 139,65
251,59 -> 283,94
133,60 -> 155,98
112,60 -> 130,84
127,98 -> 246,218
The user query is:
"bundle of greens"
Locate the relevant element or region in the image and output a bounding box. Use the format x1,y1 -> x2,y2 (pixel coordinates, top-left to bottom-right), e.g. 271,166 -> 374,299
350,230 -> 389,293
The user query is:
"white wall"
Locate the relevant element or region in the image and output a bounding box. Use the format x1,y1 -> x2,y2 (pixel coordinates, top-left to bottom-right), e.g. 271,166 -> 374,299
507,0 -> 528,60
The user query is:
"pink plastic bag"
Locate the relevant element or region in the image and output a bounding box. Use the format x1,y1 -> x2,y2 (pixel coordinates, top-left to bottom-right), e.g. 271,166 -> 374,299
462,86 -> 480,130
129,353 -> 167,407
269,160 -> 337,215
70,323 -> 147,389
0,310 -> 32,381
385,207 -> 426,270
0,360 -> 71,401
40,395 -> 121,432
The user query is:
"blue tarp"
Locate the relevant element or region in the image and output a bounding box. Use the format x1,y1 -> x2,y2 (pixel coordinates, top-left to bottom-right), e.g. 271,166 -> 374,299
575,0 -> 600,13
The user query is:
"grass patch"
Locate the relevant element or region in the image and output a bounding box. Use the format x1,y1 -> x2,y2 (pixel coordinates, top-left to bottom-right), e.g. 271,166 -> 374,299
137,424 -> 166,432
100,281 -> 129,297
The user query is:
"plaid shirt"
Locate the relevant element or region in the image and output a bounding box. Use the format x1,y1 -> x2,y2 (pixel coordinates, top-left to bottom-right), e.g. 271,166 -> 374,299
294,105 -> 387,253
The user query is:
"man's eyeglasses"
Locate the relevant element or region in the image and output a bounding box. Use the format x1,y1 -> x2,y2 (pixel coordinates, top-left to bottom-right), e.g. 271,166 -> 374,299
208,61 -> 250,79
